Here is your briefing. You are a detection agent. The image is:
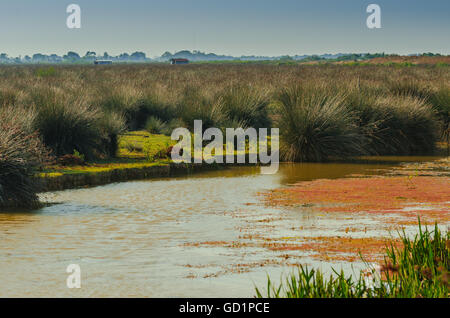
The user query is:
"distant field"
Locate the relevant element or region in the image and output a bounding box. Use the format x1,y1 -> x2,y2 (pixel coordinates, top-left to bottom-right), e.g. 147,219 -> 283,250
360,55 -> 450,65
295,55 -> 450,66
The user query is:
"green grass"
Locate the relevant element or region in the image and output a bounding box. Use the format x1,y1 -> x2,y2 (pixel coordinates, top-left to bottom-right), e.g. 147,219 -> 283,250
256,221 -> 449,298
35,66 -> 58,78
117,131 -> 173,159
39,131 -> 173,176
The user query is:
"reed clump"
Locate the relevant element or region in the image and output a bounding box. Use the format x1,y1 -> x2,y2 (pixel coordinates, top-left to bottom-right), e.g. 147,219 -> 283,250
29,88 -> 125,160
273,85 -> 365,161
256,221 -> 449,298
349,89 -> 439,155
0,106 -> 51,208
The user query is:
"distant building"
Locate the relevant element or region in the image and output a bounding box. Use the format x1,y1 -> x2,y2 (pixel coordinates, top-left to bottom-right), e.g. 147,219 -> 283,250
94,60 -> 113,65
170,58 -> 189,65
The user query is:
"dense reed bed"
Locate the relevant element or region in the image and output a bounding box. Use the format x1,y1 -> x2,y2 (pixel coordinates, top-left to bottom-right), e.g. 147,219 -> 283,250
0,64 -> 448,207
256,222 -> 449,298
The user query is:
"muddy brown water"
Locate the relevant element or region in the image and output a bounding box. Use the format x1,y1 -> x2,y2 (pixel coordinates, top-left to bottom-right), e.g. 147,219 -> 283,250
0,156 -> 446,297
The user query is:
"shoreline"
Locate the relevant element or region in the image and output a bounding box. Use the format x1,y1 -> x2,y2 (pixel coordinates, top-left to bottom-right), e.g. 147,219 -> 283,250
37,161 -> 251,192
36,154 -> 448,193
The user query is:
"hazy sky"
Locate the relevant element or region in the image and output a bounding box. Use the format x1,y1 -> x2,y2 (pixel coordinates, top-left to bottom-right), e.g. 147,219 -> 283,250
0,0 -> 449,57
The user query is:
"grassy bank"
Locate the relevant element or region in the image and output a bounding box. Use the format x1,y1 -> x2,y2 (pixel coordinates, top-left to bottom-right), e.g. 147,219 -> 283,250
38,131 -> 175,191
0,64 -> 449,207
37,130 -> 264,191
256,221 -> 449,298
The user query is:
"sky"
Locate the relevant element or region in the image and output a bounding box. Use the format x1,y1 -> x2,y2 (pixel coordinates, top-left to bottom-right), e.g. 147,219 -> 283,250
0,0 -> 449,57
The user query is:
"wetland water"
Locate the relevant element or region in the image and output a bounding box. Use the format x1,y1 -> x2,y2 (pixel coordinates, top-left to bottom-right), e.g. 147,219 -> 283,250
0,157 -> 448,297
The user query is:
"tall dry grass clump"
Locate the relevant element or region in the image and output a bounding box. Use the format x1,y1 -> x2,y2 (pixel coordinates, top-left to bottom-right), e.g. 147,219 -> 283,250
367,95 -> 439,155
388,79 -> 433,100
95,85 -> 144,130
219,85 -> 271,129
0,106 -> 51,208
29,87 -> 125,159
273,85 -> 365,161
175,87 -> 225,131
429,87 -> 450,141
348,87 -> 440,155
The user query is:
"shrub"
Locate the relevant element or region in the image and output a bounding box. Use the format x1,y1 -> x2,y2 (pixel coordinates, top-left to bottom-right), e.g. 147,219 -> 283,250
0,107 -> 51,209
122,140 -> 142,153
0,64 -> 445,161
154,144 -> 172,160
436,62 -> 449,68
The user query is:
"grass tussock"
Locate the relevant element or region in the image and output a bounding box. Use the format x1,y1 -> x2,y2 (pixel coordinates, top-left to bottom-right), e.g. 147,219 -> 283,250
350,90 -> 439,155
29,88 -> 125,160
256,221 -> 449,298
274,85 -> 366,161
0,107 -> 51,208
219,85 -> 271,129
368,95 -> 438,155
429,87 -> 450,141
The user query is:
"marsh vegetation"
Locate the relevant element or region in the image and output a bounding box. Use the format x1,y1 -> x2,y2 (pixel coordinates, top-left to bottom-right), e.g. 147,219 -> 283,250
0,64 -> 448,208
256,222 -> 449,298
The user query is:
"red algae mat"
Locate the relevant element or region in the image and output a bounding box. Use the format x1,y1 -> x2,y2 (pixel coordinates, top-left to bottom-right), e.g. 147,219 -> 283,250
263,176 -> 450,223
181,159 -> 449,278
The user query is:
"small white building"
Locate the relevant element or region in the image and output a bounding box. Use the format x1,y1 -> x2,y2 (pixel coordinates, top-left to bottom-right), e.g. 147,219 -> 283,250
94,60 -> 113,65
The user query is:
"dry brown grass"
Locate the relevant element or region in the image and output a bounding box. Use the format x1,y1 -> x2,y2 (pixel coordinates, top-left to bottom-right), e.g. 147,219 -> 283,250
0,64 -> 448,159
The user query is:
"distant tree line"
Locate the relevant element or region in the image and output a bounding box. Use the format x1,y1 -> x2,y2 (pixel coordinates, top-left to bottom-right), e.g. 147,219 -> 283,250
0,51 -> 148,64
0,50 -> 446,64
